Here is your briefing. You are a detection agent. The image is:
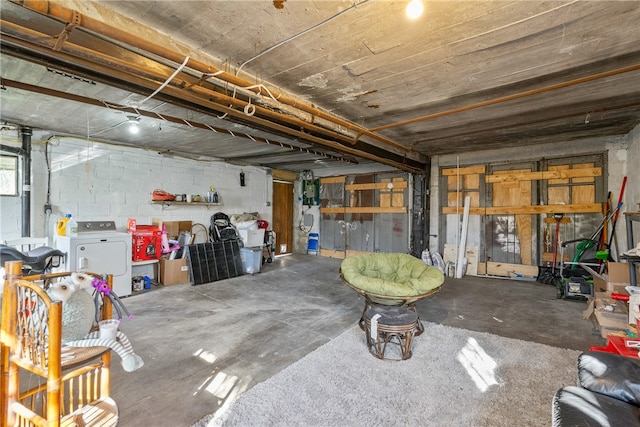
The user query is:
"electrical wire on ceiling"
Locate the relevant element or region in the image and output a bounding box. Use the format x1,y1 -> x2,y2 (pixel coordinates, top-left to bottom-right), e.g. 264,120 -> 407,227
136,55 -> 190,106
236,0 -> 371,75
3,0 -> 419,167
88,115 -> 141,137
209,80 -> 282,121
81,100 -> 358,165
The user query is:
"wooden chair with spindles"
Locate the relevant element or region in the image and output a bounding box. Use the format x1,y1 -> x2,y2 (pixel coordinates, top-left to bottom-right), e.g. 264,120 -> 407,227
1,260 -> 119,427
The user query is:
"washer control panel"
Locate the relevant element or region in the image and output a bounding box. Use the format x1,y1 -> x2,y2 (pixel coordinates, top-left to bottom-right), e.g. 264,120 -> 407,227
76,221 -> 117,233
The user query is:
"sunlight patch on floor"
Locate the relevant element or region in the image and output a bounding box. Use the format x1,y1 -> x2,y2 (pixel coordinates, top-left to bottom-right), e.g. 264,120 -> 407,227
192,347 -> 253,421
206,372 -> 239,399
457,337 -> 499,392
201,375 -> 253,425
194,348 -> 218,364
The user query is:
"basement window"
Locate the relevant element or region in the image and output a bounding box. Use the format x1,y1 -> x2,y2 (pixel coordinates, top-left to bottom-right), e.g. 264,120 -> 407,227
0,155 -> 18,196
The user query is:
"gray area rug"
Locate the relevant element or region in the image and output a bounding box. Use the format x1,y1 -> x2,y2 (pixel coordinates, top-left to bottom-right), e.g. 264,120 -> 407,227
193,323 -> 580,427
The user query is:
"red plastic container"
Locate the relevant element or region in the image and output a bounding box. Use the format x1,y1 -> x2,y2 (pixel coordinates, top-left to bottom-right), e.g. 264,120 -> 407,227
130,225 -> 162,261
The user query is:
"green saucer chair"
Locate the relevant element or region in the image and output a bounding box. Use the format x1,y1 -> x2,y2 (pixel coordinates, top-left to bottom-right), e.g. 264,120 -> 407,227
340,253 -> 445,335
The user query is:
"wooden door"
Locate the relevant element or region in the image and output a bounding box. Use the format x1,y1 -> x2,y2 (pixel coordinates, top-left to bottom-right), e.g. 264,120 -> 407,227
272,181 -> 293,255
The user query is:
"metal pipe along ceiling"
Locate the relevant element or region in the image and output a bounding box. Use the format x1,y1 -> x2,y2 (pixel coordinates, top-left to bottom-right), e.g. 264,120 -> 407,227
0,19 -> 374,153
0,26 -> 425,170
2,79 -> 357,165
20,127 -> 32,237
371,63 -> 640,132
2,78 -> 424,172
9,0 -> 411,154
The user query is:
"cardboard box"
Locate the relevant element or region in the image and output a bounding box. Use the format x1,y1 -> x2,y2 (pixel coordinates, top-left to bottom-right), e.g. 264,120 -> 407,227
152,218 -> 193,240
582,262 -> 634,293
595,295 -> 628,313
607,261 -> 632,288
594,309 -> 631,337
160,258 -> 190,286
583,291 -> 631,338
238,228 -> 265,248
131,226 -> 162,261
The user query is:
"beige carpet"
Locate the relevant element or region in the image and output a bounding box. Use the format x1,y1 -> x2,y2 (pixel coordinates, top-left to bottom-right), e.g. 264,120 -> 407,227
194,323 -> 581,427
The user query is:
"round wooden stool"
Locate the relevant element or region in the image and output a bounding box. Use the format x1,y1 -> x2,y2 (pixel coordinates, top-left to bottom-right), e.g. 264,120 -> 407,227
363,305 -> 419,361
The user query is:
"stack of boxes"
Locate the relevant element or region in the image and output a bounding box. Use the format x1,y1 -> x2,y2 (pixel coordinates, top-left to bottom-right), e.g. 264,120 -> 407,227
583,262 -> 638,337
152,219 -> 192,286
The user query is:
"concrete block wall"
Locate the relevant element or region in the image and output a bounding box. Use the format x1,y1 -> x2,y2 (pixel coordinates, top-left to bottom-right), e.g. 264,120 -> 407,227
0,136 -> 272,242
2,127 -> 638,256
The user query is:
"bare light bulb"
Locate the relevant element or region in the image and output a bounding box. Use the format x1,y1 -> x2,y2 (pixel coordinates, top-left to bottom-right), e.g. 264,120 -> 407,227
126,115 -> 140,134
406,0 -> 423,19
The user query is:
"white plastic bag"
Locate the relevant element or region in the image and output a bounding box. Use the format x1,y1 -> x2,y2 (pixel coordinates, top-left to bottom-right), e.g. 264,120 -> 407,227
421,249 -> 433,266
431,252 -> 445,273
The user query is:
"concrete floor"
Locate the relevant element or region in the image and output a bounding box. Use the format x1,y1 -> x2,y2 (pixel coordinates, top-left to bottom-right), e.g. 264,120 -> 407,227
111,254 -> 605,426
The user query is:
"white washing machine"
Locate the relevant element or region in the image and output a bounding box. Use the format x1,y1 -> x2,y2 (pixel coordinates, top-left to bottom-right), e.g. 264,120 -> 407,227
55,221 -> 132,297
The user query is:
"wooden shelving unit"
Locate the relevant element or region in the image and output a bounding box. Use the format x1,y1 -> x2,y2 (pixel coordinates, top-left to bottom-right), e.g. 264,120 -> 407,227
150,201 -> 222,207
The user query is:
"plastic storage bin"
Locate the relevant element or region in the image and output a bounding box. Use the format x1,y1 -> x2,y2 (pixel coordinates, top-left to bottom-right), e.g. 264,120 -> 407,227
240,247 -> 262,274
307,233 -> 319,255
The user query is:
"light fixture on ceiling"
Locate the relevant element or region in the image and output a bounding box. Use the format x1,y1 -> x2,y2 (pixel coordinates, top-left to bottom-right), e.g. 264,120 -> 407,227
126,115 -> 140,134
406,0 -> 424,19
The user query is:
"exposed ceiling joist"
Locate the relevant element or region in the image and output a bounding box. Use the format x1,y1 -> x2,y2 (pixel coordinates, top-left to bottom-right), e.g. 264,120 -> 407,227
1,0 -> 639,173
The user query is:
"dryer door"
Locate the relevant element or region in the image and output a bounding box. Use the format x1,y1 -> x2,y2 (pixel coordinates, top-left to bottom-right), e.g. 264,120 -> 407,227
74,240 -> 129,276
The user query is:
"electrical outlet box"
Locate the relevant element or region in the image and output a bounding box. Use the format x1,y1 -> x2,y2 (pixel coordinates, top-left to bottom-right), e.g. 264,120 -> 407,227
303,214 -> 314,227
